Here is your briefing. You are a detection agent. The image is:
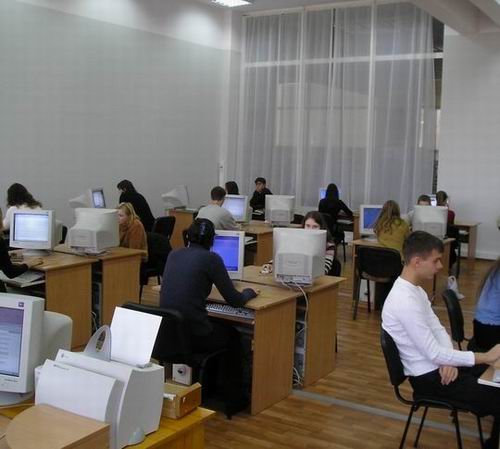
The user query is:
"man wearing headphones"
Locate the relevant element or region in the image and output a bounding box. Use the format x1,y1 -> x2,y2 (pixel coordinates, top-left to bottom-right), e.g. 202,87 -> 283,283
160,218 -> 258,416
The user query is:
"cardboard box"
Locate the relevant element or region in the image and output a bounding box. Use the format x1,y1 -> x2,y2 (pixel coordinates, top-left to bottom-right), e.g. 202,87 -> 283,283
162,381 -> 201,419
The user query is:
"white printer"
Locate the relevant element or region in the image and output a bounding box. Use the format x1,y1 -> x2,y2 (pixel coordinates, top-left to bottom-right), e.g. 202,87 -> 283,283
35,310 -> 164,449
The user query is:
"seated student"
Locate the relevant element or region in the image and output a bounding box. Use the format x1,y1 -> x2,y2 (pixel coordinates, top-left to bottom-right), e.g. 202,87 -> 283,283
197,186 -> 239,231
0,209 -> 42,292
117,180 -> 155,232
474,258 -> 500,350
374,200 -> 410,257
318,183 -> 352,245
2,183 -> 42,231
302,211 -> 339,276
249,177 -> 272,211
160,219 -> 258,416
225,181 -> 240,195
117,202 -> 148,259
382,231 -> 500,449
436,190 -> 455,225
405,194 -> 432,227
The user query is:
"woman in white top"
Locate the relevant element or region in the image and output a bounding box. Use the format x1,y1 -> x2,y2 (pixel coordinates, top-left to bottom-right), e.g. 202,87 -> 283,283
3,183 -> 42,231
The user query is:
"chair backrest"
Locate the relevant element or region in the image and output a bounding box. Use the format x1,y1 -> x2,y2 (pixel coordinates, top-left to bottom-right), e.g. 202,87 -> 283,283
152,216 -> 176,241
357,246 -> 402,279
60,225 -> 68,244
441,289 -> 465,344
380,328 -> 407,387
121,302 -> 192,363
146,232 -> 172,271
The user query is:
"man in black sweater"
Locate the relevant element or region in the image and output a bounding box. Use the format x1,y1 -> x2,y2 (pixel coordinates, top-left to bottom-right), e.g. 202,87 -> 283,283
160,219 -> 258,416
249,177 -> 272,211
117,180 -> 155,232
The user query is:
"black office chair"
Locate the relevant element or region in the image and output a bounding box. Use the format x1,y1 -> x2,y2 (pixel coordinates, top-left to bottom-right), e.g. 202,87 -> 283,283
441,289 -> 480,351
152,216 -> 176,242
380,328 -> 485,449
139,232 -> 172,300
60,225 -> 68,244
121,302 -> 230,415
352,247 -> 402,320
321,213 -> 347,263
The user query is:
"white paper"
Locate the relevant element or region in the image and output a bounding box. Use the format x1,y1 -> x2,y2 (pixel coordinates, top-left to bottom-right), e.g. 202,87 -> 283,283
110,307 -> 162,367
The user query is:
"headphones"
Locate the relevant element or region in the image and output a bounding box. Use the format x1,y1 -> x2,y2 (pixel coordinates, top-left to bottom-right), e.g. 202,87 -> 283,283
187,219 -> 215,249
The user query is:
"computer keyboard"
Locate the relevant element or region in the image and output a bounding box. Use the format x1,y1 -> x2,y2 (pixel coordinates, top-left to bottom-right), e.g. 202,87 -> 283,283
206,302 -> 255,320
0,270 -> 45,286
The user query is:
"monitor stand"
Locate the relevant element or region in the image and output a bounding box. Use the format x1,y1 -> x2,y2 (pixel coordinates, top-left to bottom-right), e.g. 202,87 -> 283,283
22,249 -> 51,257
0,391 -> 34,406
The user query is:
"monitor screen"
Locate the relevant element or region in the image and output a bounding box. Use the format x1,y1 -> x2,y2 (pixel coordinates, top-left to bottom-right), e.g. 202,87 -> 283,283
319,188 -> 327,201
222,195 -> 249,222
211,231 -> 244,280
0,307 -> 24,377
12,213 -> 49,242
91,189 -> 106,208
359,205 -> 383,235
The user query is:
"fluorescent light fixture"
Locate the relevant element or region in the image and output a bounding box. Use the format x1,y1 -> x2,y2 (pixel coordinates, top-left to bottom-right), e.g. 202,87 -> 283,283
211,0 -> 252,7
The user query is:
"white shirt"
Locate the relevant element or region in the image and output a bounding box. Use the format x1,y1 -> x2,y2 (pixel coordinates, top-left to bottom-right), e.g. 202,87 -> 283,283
382,277 -> 475,377
196,204 -> 239,231
2,204 -> 42,231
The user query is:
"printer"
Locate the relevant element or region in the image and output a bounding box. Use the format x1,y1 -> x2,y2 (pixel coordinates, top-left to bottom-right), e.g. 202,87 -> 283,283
35,312 -> 164,449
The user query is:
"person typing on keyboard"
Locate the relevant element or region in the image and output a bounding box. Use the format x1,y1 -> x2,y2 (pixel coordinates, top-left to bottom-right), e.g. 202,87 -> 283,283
160,218 -> 258,417
0,209 -> 43,292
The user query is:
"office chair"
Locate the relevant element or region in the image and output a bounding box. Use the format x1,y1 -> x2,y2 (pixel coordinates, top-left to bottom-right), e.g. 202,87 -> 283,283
139,232 -> 172,300
120,302 -> 230,415
152,216 -> 176,241
352,247 -> 402,320
60,225 -> 68,245
380,328 -> 485,449
441,289 -> 480,351
321,213 -> 347,263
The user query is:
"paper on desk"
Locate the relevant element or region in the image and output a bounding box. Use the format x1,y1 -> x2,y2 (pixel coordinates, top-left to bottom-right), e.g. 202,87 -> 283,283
110,307 -> 162,367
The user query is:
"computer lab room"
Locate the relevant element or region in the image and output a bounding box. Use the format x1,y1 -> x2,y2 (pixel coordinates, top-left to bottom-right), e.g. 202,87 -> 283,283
1,0 -> 500,448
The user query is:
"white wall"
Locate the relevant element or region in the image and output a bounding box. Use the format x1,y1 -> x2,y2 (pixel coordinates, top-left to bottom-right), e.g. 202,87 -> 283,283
0,0 -> 235,227
439,28 -> 500,259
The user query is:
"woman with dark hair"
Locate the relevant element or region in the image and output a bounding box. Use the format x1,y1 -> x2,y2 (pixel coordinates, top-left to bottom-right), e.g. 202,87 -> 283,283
302,211 -> 338,275
0,208 -> 42,292
160,218 -> 258,416
374,200 -> 410,257
225,181 -> 240,195
3,183 -> 42,231
474,258 -> 500,350
116,180 -> 155,232
318,183 -> 352,244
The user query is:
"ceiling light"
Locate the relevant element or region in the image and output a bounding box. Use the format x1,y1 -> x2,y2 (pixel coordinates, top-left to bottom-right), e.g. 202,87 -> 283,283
211,0 -> 252,7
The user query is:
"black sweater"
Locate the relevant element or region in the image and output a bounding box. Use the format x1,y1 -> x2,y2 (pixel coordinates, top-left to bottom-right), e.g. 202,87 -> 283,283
119,191 -> 155,232
160,244 -> 257,336
0,238 -> 28,292
318,198 -> 353,222
249,188 -> 272,210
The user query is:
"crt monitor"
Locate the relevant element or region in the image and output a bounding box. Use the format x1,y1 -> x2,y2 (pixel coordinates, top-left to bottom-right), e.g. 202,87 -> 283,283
10,210 -> 56,255
412,205 -> 448,239
0,294 -> 44,405
265,195 -> 295,226
91,188 -> 106,208
273,228 -> 326,286
222,195 -> 250,222
161,185 -> 189,209
359,205 -> 383,236
67,208 -> 119,254
211,231 -> 245,280
319,187 -> 327,201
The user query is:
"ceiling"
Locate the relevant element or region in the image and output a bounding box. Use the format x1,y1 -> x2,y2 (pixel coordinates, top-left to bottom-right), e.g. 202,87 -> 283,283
197,0 -> 366,13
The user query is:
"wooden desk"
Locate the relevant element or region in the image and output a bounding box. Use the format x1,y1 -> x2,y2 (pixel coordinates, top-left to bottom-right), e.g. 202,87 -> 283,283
242,266 -> 344,387
454,221 -> 480,261
240,222 -> 273,266
168,209 -> 197,249
208,282 -> 297,415
54,246 -> 143,327
0,405 -> 215,449
33,252 -> 96,348
350,238 -> 453,302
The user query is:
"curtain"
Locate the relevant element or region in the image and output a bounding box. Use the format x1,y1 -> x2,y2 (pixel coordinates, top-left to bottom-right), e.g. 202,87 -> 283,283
236,2 -> 435,212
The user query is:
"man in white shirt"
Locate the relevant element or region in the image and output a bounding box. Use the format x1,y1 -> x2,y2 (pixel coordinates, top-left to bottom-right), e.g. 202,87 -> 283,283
197,186 -> 239,231
382,231 -> 500,449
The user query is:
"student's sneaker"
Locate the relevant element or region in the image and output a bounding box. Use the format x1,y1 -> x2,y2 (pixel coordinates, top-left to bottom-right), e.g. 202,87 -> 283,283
447,276 -> 465,300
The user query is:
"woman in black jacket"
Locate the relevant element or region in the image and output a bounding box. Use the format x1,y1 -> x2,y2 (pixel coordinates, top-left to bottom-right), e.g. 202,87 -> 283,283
116,180 -> 155,232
